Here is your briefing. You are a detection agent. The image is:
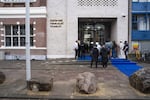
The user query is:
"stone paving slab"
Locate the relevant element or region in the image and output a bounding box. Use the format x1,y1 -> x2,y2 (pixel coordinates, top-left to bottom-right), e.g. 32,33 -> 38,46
0,60 -> 150,99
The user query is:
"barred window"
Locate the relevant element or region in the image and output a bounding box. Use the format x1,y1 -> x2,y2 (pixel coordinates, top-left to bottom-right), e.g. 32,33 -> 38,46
4,24 -> 34,47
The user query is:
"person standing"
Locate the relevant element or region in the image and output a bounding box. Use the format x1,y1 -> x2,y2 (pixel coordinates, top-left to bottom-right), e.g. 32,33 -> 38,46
74,40 -> 79,59
96,42 -> 101,53
112,41 -> 117,58
90,45 -> 99,68
77,40 -> 81,58
119,41 -> 125,58
100,44 -> 109,68
80,42 -> 85,59
123,41 -> 129,59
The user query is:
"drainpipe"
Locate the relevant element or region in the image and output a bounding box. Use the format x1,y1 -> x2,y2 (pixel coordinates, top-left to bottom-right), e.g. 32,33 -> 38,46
128,0 -> 132,52
146,0 -> 148,30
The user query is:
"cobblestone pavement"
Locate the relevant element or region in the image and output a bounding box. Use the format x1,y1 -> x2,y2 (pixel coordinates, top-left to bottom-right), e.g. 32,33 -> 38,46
0,59 -> 150,100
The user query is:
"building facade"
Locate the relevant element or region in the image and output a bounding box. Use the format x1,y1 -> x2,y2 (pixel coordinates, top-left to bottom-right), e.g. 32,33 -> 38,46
47,0 -> 129,58
0,0 -> 47,60
132,0 -> 150,52
0,0 -> 129,60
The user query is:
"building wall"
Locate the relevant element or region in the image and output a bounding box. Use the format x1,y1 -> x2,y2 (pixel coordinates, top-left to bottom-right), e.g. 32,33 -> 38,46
0,0 -> 47,60
0,18 -> 47,60
47,0 -> 129,58
132,2 -> 150,52
47,0 -> 67,58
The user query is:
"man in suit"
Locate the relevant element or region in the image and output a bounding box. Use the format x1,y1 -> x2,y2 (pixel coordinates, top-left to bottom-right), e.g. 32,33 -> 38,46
90,45 -> 99,68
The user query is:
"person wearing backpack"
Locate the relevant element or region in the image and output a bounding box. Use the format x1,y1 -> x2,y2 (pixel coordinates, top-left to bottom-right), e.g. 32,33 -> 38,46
100,44 -> 109,68
90,45 -> 99,68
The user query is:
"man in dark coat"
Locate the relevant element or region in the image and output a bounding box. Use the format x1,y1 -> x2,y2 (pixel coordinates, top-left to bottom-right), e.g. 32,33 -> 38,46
80,42 -> 85,59
100,45 -> 109,68
90,45 -> 99,68
123,41 -> 129,59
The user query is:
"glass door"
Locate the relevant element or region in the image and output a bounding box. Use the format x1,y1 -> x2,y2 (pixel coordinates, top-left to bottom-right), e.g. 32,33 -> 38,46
79,23 -> 105,54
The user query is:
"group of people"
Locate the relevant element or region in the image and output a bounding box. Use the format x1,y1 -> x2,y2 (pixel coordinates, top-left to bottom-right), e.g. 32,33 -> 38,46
90,44 -> 109,68
104,40 -> 129,59
74,40 -> 86,59
74,40 -> 129,68
119,41 -> 129,59
90,40 -> 129,68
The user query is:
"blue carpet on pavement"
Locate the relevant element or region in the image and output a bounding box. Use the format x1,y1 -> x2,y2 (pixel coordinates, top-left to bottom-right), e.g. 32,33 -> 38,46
78,56 -> 142,77
111,58 -> 142,77
77,55 -> 91,61
77,55 -> 102,61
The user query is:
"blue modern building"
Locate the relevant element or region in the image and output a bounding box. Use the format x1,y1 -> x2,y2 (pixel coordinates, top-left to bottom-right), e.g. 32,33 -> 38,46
132,0 -> 150,52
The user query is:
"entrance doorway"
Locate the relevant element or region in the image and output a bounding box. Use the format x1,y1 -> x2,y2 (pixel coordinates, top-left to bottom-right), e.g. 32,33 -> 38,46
78,18 -> 112,54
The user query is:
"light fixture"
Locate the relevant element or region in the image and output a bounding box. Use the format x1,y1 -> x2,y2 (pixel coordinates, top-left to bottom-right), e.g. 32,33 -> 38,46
95,24 -> 105,30
16,21 -> 20,25
33,21 -> 36,25
121,13 -> 126,17
0,22 -> 3,25
33,28 -> 36,31
84,24 -> 93,30
33,40 -> 36,42
0,28 -> 4,31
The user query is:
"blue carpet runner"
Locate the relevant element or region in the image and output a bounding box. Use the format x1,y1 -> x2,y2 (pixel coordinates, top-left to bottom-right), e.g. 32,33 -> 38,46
77,55 -> 101,62
111,58 -> 142,77
77,55 -> 91,61
78,56 -> 142,77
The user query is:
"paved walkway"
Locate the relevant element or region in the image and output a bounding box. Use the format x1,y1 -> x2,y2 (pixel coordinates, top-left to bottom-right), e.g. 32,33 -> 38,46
0,59 -> 150,99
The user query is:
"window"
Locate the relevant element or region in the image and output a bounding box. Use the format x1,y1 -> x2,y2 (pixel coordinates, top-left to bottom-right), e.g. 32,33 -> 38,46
149,15 -> 150,30
12,3 -> 25,7
4,24 -> 34,47
132,15 -> 138,30
139,0 -> 147,2
132,0 -> 150,2
132,14 -> 150,31
132,0 -> 138,2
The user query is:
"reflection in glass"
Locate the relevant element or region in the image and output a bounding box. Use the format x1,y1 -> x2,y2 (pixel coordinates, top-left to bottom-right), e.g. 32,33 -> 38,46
20,25 -> 25,35
20,37 -> 25,46
6,37 -> 11,46
13,25 -> 19,35
30,37 -> 33,46
30,25 -> 33,35
13,37 -> 18,46
5,25 -> 11,35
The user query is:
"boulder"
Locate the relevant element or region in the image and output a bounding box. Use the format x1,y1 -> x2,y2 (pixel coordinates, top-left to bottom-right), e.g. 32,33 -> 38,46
129,68 -> 150,93
76,72 -> 97,94
28,78 -> 53,92
0,71 -> 5,84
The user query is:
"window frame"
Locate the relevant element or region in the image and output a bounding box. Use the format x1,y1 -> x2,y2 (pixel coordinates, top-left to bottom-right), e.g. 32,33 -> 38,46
4,24 -> 34,47
132,0 -> 150,2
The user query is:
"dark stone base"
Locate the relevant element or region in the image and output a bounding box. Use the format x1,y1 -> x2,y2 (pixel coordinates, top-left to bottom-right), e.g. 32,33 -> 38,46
0,71 -> 5,84
27,78 -> 53,92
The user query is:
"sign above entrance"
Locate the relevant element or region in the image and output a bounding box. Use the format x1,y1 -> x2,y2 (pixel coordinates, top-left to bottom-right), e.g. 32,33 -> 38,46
50,19 -> 64,28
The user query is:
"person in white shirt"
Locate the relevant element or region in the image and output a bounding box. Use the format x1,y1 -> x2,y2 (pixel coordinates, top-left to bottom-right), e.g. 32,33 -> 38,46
96,42 -> 101,53
74,40 -> 79,59
119,41 -> 125,58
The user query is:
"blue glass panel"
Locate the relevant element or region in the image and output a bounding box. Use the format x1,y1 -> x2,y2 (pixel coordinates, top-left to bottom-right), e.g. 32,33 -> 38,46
132,31 -> 150,40
132,2 -> 150,12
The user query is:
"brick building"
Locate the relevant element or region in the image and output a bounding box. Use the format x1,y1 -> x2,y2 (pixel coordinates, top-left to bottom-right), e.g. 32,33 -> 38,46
0,0 -> 47,60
